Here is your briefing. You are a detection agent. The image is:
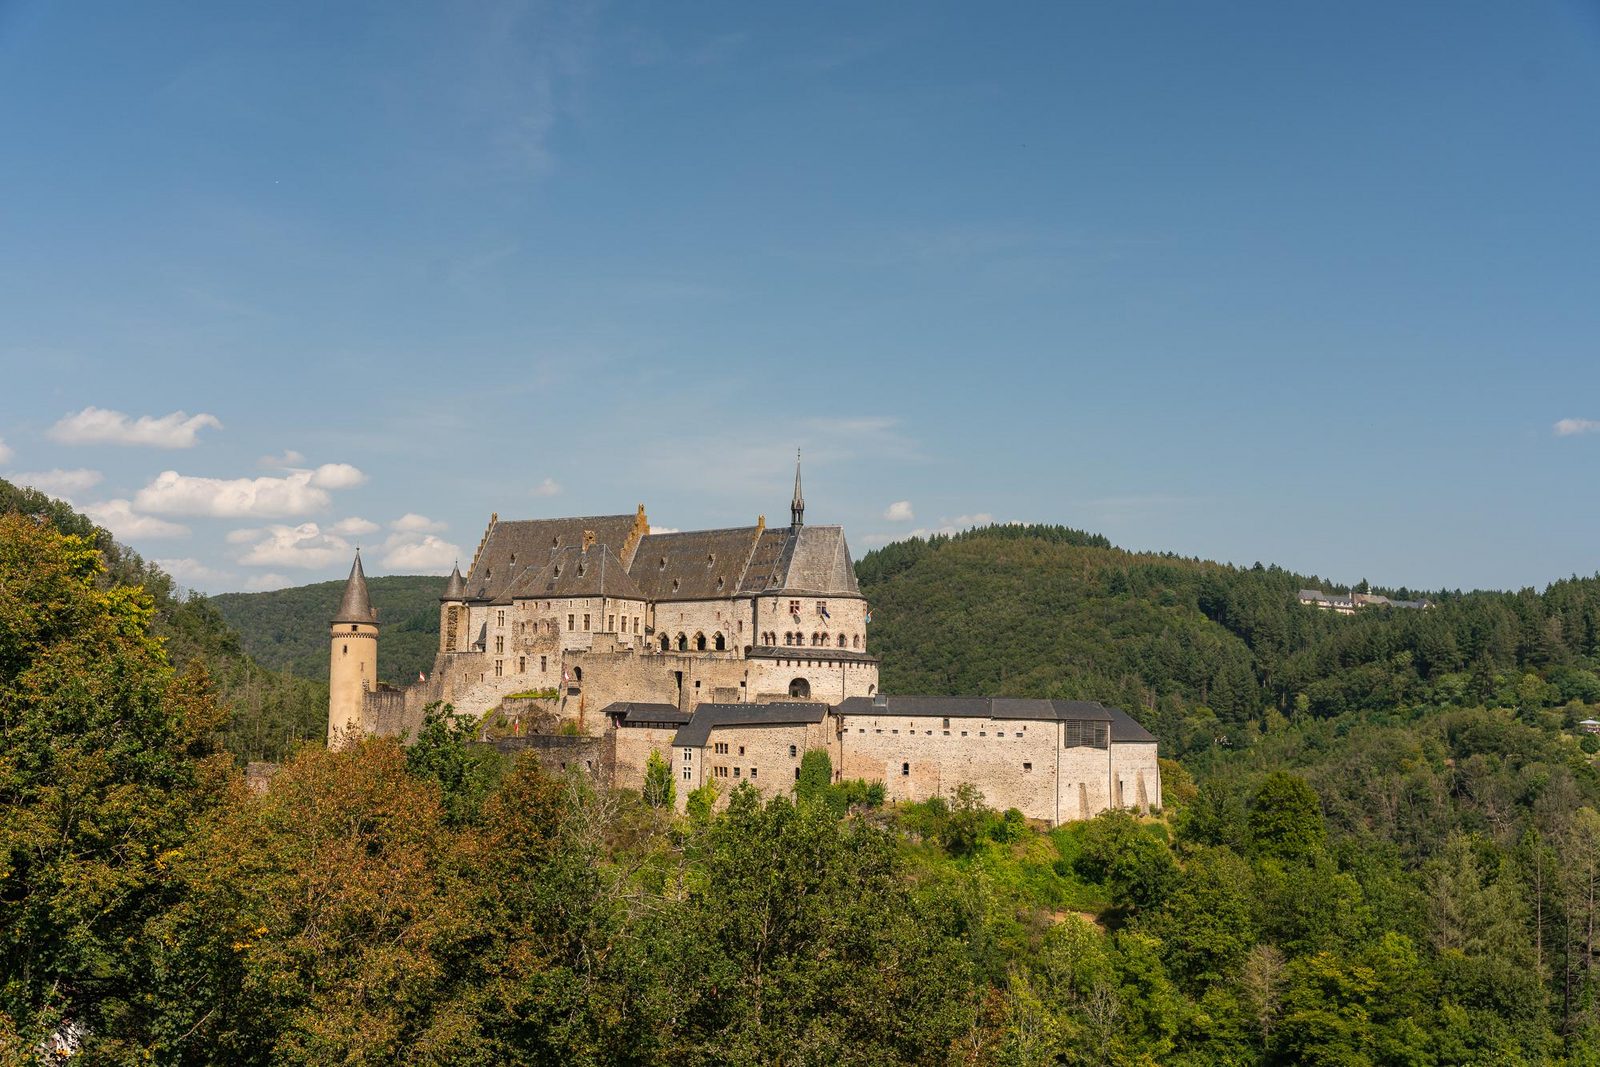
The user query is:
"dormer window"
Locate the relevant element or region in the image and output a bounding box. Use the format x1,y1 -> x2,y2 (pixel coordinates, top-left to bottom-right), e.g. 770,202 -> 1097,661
707,553 -> 715,565
659,557 -> 667,570
509,553 -> 515,566
577,562 -> 586,577
716,577 -> 725,591
672,578 -> 681,592
553,564 -> 561,578
551,536 -> 559,548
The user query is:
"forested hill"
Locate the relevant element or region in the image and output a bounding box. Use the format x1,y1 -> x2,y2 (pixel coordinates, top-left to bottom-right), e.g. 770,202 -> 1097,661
857,524 -> 1600,757
0,478 -> 325,761
212,576 -> 445,687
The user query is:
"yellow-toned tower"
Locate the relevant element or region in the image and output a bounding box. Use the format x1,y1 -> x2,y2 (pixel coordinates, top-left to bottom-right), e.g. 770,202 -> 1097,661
439,561 -> 466,653
328,550 -> 378,747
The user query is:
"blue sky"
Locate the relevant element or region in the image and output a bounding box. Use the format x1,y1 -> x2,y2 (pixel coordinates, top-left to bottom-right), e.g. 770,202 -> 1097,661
2,1 -> 1598,593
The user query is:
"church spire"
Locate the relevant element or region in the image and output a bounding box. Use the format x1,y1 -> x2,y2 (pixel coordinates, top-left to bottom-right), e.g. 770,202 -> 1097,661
791,449 -> 805,528
332,549 -> 377,624
441,560 -> 465,601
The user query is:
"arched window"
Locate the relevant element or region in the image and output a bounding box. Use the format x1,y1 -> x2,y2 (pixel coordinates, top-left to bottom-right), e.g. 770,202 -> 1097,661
573,666 -> 583,682
659,634 -> 670,653
784,631 -> 793,645
838,634 -> 847,648
714,632 -> 726,651
677,633 -> 688,652
695,632 -> 707,651
788,677 -> 811,698
853,634 -> 860,649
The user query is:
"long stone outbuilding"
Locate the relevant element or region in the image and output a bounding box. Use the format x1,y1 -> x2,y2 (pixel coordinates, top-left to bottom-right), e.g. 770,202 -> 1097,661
606,694 -> 1161,824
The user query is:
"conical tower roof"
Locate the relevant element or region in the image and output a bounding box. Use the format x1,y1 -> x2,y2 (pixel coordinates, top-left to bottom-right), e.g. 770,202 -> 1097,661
440,561 -> 466,601
332,550 -> 377,624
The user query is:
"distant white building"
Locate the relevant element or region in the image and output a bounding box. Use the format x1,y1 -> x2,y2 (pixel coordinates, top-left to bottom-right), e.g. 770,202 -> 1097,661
1297,589 -> 1432,614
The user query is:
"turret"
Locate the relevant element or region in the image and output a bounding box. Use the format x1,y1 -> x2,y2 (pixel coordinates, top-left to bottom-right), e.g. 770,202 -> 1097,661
791,450 -> 805,528
328,550 -> 379,747
439,561 -> 466,654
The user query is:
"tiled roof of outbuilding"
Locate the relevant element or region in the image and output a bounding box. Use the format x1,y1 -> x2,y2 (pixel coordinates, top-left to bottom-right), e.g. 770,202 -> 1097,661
672,702 -> 830,748
602,702 -> 691,726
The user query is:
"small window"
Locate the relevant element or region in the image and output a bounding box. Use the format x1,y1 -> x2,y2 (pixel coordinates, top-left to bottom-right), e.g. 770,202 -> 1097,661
495,660 -> 503,677
901,762 -> 910,776
349,625 -> 357,632
734,767 -> 741,778
583,614 -> 590,631
684,749 -> 692,760
540,656 -> 547,672
795,767 -> 801,781
496,610 -> 505,626
683,769 -> 692,780
750,767 -> 758,778
1023,762 -> 1033,772
568,614 -> 575,631
342,644 -> 348,654
789,745 -> 797,758
518,656 -> 526,673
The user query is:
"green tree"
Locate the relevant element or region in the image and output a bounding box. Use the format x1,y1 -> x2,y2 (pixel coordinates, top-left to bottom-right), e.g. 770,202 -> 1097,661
0,514 -> 230,1054
1248,771 -> 1326,861
643,748 -> 675,809
795,747 -> 833,803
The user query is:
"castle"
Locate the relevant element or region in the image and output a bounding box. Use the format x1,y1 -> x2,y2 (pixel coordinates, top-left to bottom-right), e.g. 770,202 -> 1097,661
327,461 -> 1162,823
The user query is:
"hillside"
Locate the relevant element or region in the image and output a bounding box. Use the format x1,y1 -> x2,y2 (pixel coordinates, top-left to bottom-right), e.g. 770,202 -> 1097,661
212,575 -> 445,686
0,478 -> 327,761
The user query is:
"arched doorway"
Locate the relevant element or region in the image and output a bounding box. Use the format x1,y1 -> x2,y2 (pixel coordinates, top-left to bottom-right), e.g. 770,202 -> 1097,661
788,677 -> 811,699
714,632 -> 726,651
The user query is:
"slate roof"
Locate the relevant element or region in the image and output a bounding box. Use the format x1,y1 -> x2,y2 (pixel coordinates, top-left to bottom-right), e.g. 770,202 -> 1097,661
602,702 -> 691,726
672,702 -> 830,748
1106,705 -> 1157,742
332,552 -> 377,624
465,514 -> 640,603
776,525 -> 860,596
747,646 -> 878,663
441,563 -> 466,600
503,544 -> 645,602
630,526 -> 764,601
834,695 -> 1123,725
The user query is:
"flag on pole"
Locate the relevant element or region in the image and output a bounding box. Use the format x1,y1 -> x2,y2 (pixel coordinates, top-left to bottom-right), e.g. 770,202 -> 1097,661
865,610 -> 872,624
562,668 -> 570,683
820,604 -> 830,621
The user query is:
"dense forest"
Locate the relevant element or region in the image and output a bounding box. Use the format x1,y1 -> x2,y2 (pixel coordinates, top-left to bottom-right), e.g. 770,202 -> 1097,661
212,575 -> 446,686
10,492 -> 1600,1062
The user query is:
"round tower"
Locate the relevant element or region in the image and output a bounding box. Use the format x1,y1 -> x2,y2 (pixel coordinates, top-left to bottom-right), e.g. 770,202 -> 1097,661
328,549 -> 378,747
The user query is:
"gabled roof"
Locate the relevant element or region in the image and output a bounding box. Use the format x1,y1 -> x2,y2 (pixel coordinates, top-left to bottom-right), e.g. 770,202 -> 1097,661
465,513 -> 643,602
602,701 -> 691,726
672,702 -> 830,748
1106,706 -> 1157,742
504,544 -> 645,602
332,551 -> 377,624
629,526 -> 765,601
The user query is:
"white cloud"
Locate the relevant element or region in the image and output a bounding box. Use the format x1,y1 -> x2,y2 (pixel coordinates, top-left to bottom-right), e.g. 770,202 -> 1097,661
134,466 -> 360,518
0,437 -> 12,464
382,534 -> 460,571
225,527 -> 260,544
907,513 -> 997,540
392,512 -> 446,533
154,557 -> 233,589
883,500 -> 915,522
532,477 -> 562,497
244,572 -> 295,591
257,449 -> 306,469
1555,418 -> 1600,437
8,468 -> 104,500
83,499 -> 190,539
308,462 -> 367,489
332,516 -> 380,536
235,523 -> 351,569
49,406 -> 221,448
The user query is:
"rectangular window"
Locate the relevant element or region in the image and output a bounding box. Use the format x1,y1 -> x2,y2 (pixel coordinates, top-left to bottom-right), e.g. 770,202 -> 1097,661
609,615 -> 615,631
715,742 -> 729,755
497,610 -> 505,627
1023,762 -> 1033,772
633,618 -> 640,634
540,656 -> 547,672
901,762 -> 910,776
684,749 -> 693,760
568,614 -> 575,631
1064,721 -> 1110,750
583,614 -> 590,631
795,767 -> 801,781
495,636 -> 504,653
494,660 -> 503,677
738,745 -> 745,756
734,767 -> 741,777
789,745 -> 797,758
683,769 -> 691,780
518,657 -> 526,673
789,600 -> 801,615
